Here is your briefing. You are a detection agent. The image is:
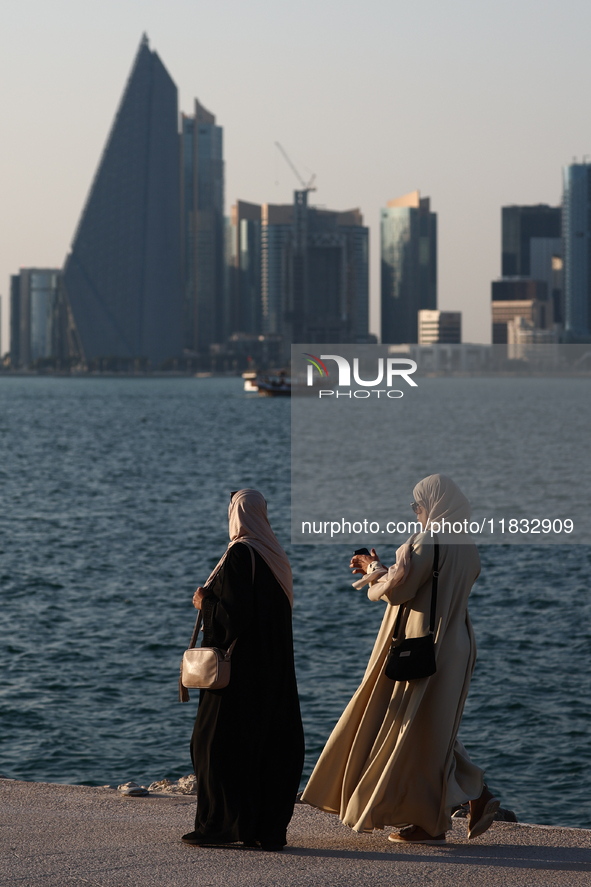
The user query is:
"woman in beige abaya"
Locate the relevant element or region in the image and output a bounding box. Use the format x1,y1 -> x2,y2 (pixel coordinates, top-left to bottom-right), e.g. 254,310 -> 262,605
301,474 -> 499,844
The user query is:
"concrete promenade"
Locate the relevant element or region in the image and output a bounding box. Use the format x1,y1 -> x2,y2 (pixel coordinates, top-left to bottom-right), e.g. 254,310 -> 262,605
1,778 -> 590,886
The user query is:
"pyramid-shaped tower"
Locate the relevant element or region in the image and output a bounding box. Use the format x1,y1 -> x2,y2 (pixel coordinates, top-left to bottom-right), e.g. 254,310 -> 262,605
63,36 -> 182,365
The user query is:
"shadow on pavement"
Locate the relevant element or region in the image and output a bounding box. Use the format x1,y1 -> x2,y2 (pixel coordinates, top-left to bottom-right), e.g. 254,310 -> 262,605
285,844 -> 591,873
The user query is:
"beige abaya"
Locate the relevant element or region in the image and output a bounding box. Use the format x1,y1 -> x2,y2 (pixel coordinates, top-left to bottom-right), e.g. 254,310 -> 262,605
301,475 -> 485,837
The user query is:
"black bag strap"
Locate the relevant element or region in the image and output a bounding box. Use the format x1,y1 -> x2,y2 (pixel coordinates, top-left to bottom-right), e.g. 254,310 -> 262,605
187,543 -> 256,650
429,539 -> 439,634
392,536 -> 439,642
188,611 -> 203,650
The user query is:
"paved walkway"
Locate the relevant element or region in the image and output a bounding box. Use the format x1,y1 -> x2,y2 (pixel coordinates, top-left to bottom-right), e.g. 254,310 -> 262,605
1,779 -> 590,886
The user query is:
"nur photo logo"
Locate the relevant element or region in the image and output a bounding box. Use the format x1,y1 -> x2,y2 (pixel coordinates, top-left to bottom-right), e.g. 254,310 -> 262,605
302,353 -> 329,385
302,353 -> 418,398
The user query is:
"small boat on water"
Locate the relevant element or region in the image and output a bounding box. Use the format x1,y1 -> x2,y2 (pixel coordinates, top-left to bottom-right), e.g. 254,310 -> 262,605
242,372 -> 259,392
255,370 -> 291,396
242,370 -> 291,396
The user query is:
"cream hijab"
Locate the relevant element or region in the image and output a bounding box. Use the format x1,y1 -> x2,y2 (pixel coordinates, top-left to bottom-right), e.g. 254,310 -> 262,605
355,474 -> 472,601
204,489 -> 293,608
414,473 -> 471,530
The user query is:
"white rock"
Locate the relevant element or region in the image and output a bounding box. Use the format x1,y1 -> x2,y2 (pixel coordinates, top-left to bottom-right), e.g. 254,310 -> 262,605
147,779 -> 173,792
175,775 -> 197,794
117,781 -> 149,797
146,775 -> 197,795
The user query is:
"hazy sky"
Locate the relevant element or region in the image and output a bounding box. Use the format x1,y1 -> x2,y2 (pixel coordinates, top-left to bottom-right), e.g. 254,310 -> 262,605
2,0 -> 590,354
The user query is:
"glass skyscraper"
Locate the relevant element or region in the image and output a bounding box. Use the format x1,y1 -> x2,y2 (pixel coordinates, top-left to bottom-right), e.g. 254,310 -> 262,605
228,201 -> 262,336
304,202 -> 369,344
10,268 -> 62,367
62,35 -> 182,366
501,205 -> 561,277
562,164 -> 591,340
261,203 -> 294,338
260,192 -> 369,351
381,191 -> 437,344
180,99 -> 225,354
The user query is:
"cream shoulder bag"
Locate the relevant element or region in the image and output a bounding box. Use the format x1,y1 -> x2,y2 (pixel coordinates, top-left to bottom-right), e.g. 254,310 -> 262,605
178,544 -> 255,701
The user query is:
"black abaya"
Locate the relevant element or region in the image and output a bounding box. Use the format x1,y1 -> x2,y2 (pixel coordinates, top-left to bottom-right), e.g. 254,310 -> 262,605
190,542 -> 304,846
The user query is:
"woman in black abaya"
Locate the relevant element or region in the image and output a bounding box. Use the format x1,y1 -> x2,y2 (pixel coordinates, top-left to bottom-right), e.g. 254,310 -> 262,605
182,489 -> 304,851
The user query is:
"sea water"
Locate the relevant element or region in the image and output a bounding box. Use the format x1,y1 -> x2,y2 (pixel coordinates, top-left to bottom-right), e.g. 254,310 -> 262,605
0,376 -> 589,828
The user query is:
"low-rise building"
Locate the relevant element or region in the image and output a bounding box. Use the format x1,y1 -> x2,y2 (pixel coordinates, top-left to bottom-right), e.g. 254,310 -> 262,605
491,278 -> 552,344
418,310 -> 461,344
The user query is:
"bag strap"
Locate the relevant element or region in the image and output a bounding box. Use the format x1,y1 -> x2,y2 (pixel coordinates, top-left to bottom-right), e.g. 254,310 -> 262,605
187,542 -> 257,651
188,611 -> 203,650
392,535 -> 439,641
245,543 -> 256,583
428,538 -> 439,634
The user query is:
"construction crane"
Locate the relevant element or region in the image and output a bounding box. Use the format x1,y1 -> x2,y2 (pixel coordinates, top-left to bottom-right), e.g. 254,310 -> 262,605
275,142 -> 316,192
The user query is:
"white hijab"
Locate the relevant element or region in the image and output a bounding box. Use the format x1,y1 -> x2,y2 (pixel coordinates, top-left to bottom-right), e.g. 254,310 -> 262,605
354,474 -> 472,601
204,489 -> 293,608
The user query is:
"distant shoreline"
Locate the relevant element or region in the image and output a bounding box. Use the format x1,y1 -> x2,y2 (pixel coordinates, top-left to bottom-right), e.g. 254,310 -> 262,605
1,369 -> 590,379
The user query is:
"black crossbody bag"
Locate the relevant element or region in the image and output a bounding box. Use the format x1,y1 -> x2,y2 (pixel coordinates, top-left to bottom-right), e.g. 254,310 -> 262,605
384,538 -> 439,682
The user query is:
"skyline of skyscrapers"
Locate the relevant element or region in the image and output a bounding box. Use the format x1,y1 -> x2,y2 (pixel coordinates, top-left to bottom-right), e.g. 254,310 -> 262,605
381,191 -> 437,345
7,36 -> 370,369
7,36 -> 591,367
230,190 -> 370,359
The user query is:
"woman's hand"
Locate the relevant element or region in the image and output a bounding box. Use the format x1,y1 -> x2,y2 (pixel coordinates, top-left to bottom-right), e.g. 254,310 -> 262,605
350,548 -> 379,575
193,586 -> 205,610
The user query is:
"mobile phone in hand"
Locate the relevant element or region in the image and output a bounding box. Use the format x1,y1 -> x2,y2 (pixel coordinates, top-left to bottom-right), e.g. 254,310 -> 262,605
354,548 -> 371,557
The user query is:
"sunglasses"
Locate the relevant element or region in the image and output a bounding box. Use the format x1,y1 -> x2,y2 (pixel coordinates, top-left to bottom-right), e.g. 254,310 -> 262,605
410,502 -> 422,514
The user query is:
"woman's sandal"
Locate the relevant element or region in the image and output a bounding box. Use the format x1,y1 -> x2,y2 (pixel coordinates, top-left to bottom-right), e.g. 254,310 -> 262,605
467,785 -> 501,840
388,825 -> 446,845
